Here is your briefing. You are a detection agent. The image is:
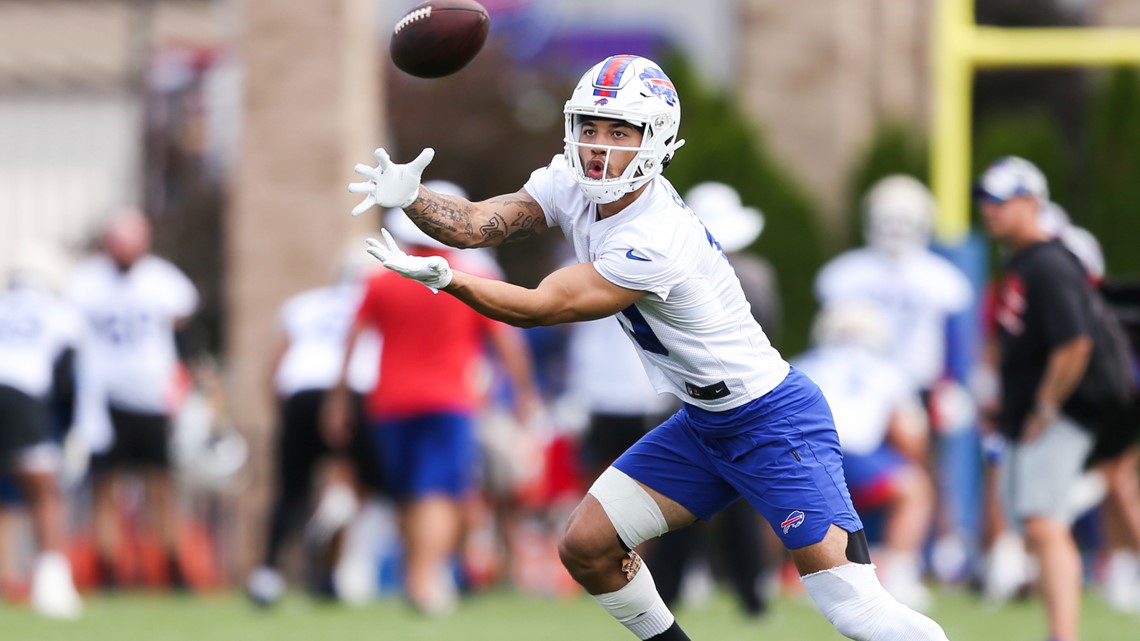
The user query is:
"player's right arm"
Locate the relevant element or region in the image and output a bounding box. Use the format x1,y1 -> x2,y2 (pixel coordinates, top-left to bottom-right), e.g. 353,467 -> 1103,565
349,147 -> 549,249
404,185 -> 549,249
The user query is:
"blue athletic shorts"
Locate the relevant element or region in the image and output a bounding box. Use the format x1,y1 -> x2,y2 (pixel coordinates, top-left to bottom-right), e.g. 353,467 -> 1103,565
369,413 -> 477,500
842,443 -> 909,510
613,367 -> 862,549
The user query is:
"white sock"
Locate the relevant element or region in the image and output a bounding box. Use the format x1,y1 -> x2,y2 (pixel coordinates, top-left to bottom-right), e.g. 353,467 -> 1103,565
593,561 -> 675,640
802,562 -> 949,640
1104,549 -> 1139,612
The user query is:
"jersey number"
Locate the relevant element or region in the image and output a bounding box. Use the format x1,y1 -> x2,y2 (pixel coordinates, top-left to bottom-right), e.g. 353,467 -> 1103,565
618,304 -> 668,356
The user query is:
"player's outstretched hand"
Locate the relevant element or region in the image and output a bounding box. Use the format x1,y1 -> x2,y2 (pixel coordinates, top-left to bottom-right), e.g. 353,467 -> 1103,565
349,147 -> 435,216
365,229 -> 453,293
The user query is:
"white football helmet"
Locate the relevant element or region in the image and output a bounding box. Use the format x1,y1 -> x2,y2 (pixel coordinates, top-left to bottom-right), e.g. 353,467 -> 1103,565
563,55 -> 685,204
862,175 -> 935,256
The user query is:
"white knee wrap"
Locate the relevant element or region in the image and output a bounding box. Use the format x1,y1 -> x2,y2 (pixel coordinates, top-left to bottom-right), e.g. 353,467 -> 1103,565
588,467 -> 669,550
802,563 -> 949,641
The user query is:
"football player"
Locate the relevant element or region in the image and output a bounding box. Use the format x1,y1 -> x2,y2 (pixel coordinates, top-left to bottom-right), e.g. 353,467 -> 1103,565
347,55 -> 951,640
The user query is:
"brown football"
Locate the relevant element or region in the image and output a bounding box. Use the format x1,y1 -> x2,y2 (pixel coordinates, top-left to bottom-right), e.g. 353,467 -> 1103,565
390,0 -> 490,79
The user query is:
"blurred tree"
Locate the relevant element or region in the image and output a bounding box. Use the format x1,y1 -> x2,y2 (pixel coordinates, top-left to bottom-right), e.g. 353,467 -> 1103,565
660,50 -> 826,355
1087,67 -> 1140,278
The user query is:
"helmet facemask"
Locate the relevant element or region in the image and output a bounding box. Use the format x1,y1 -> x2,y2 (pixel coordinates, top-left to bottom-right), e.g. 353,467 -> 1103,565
563,56 -> 684,204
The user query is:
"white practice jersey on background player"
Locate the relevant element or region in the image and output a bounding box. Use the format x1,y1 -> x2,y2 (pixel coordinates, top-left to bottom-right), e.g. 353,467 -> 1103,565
791,344 -> 917,456
0,285 -> 83,398
274,283 -> 380,397
565,316 -> 671,417
814,248 -> 972,390
67,254 -> 198,414
525,155 -> 788,411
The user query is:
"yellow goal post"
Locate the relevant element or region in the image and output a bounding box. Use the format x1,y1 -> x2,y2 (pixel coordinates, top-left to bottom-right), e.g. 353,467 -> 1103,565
932,0 -> 1140,242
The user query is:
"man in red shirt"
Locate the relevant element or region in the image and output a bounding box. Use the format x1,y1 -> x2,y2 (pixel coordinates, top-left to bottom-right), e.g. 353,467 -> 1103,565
325,181 -> 539,616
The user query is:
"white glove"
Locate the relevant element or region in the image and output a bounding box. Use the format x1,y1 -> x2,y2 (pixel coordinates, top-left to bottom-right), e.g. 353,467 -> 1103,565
348,147 -> 435,216
365,229 -> 453,293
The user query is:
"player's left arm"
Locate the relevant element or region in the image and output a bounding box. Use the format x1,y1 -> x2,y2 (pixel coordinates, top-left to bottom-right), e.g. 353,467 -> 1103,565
446,262 -> 644,328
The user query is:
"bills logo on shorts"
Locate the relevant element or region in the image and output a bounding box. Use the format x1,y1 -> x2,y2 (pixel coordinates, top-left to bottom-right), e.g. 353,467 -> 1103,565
638,67 -> 678,107
781,510 -> 806,534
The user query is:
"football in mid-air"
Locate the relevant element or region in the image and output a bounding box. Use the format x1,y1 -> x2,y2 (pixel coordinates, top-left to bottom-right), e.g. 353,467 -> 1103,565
390,0 -> 490,79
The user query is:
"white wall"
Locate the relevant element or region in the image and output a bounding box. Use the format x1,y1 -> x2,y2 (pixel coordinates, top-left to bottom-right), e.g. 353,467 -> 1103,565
0,92 -> 141,271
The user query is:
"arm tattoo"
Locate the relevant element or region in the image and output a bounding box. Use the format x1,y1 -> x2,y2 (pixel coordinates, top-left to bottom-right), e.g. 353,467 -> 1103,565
405,195 -> 477,247
483,195 -> 544,246
405,190 -> 545,248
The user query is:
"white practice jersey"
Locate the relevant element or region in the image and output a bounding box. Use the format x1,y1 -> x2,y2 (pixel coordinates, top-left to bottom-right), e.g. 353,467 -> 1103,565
0,285 -> 83,397
274,283 -> 380,397
814,247 -> 972,389
67,254 -> 198,413
791,345 -> 917,456
525,155 -> 788,411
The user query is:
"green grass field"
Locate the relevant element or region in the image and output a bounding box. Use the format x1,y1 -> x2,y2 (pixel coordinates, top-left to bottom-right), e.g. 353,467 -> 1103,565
2,587 -> 1136,641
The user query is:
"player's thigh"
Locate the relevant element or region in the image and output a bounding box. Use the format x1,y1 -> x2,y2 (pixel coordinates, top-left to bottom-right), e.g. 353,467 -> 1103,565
610,410 -> 739,526
722,387 -> 862,551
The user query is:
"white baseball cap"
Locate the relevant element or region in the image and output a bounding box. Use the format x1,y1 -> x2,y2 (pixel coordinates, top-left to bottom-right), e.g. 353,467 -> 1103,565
974,156 -> 1049,203
684,182 -> 765,253
384,180 -> 468,250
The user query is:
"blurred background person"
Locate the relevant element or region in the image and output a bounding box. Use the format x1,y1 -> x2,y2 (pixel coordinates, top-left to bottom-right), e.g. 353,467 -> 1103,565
816,175 -> 973,397
324,180 -> 541,617
976,155 -> 1129,641
792,300 -> 936,611
0,243 -> 84,618
67,208 -> 199,591
644,182 -> 777,618
815,174 -> 973,576
245,243 -> 382,608
1040,200 -> 1140,613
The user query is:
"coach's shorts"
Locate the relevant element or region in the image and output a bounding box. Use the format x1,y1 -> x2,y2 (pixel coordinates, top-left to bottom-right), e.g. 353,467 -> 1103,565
1086,396 -> 1140,467
369,412 -> 477,500
1000,415 -> 1094,528
0,384 -> 52,460
90,405 -> 171,473
614,367 -> 862,550
843,443 -> 910,510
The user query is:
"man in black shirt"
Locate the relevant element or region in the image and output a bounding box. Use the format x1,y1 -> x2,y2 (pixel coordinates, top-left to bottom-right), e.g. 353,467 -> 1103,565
978,156 -> 1095,641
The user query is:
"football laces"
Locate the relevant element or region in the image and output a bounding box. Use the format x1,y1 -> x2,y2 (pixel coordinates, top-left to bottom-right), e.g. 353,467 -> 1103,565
394,7 -> 432,34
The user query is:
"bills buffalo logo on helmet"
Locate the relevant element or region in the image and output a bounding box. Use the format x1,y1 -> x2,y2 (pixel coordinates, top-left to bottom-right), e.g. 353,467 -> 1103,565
638,67 -> 678,107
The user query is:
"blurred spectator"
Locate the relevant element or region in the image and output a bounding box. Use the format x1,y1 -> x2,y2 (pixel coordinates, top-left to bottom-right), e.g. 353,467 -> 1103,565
815,175 -> 973,396
815,174 -> 973,581
325,180 -> 541,617
792,300 -> 935,611
1040,200 -> 1140,613
0,243 -> 84,618
646,183 -> 776,618
1093,280 -> 1140,614
977,155 -> 1119,641
67,209 -> 199,590
246,244 -> 382,607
